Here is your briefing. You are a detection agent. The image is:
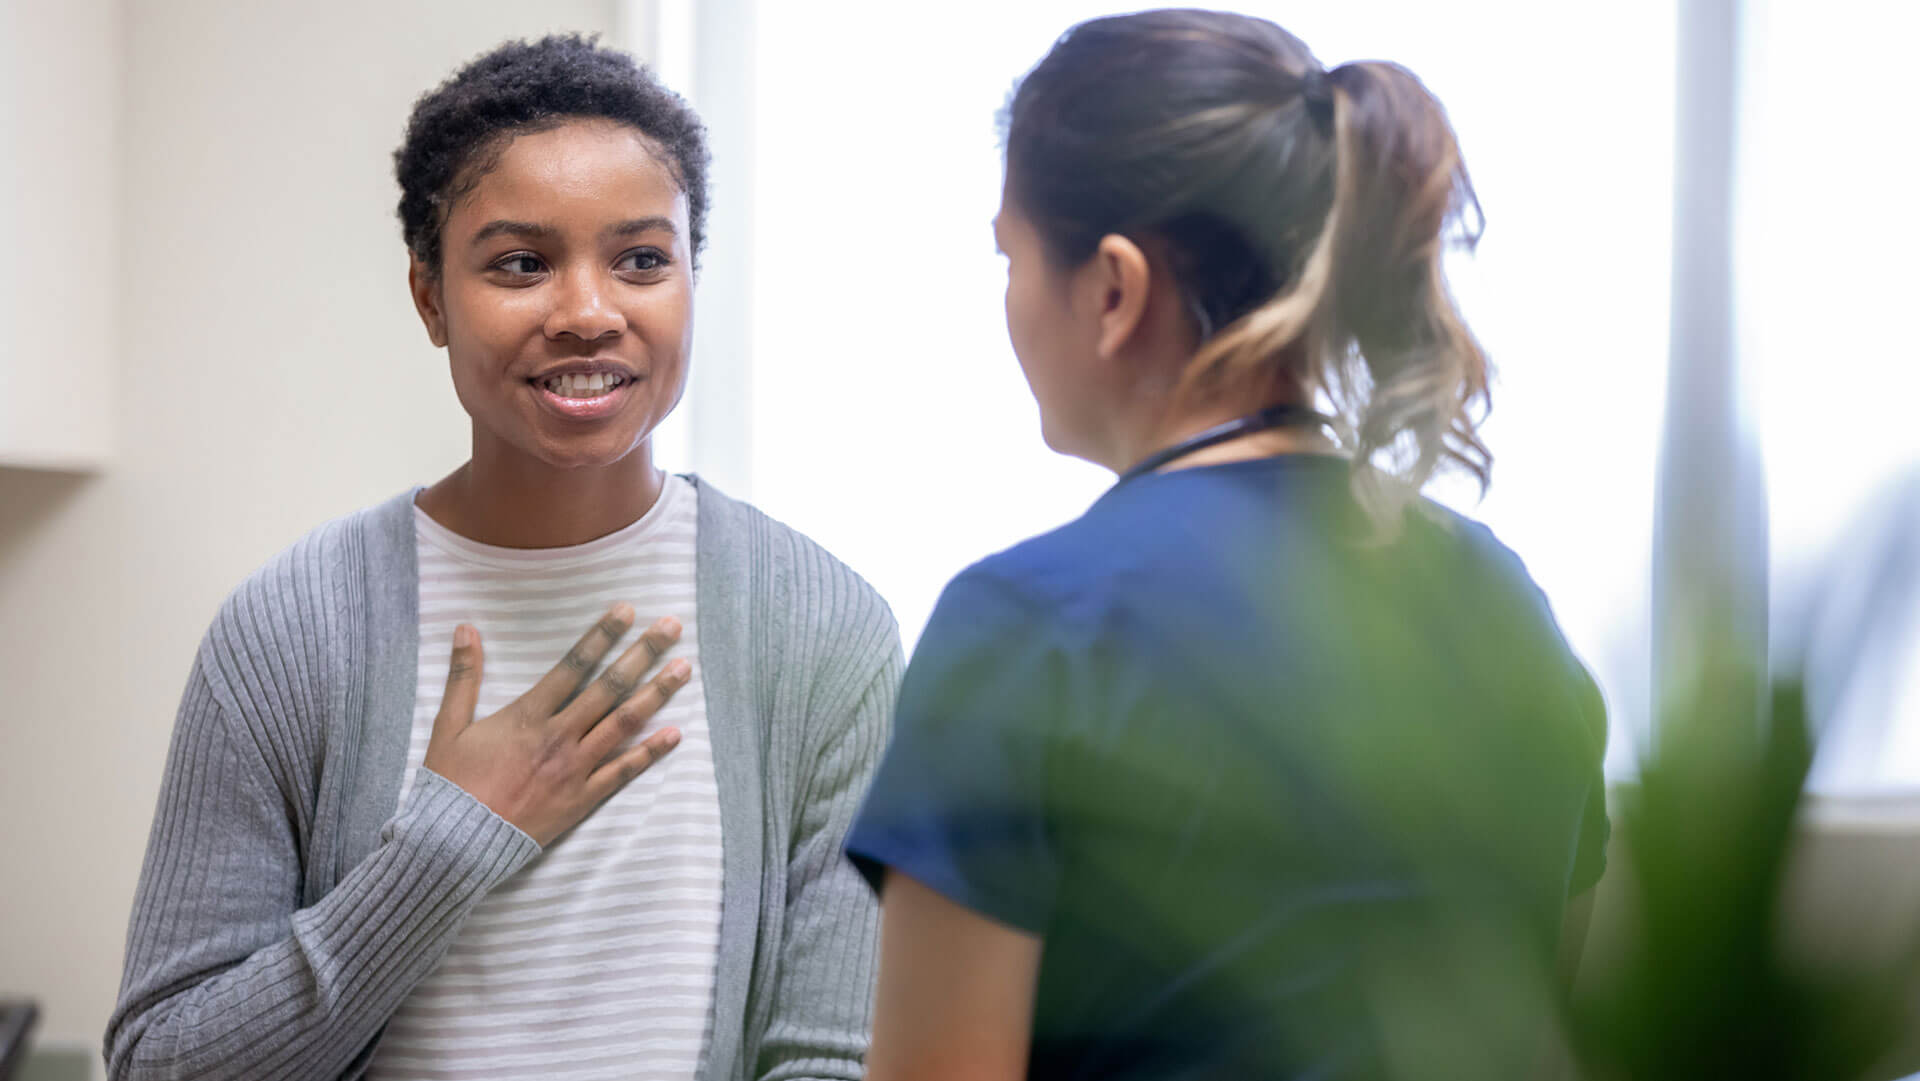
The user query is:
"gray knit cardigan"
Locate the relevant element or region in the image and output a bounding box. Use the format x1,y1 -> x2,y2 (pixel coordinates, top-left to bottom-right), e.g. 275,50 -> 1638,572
105,478 -> 904,1081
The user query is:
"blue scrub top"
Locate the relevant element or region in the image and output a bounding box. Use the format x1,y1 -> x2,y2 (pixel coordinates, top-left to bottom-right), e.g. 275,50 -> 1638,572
848,454 -> 1608,1080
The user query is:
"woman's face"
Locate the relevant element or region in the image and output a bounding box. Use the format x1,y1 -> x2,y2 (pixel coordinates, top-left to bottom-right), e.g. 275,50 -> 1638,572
413,118 -> 693,473
995,182 -> 1108,463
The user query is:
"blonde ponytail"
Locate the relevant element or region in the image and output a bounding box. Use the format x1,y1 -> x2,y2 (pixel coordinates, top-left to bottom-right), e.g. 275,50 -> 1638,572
1004,13 -> 1492,540
1176,60 -> 1492,539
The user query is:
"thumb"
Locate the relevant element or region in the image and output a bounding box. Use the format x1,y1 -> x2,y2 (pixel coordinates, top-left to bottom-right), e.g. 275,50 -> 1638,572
431,623 -> 483,743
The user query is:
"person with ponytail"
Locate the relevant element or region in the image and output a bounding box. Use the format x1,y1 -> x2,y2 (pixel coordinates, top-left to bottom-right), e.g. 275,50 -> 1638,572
845,10 -> 1608,1080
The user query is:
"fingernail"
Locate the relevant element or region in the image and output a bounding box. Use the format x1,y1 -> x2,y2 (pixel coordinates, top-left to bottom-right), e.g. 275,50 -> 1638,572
672,659 -> 692,681
660,616 -> 682,636
663,728 -> 682,748
610,602 -> 635,623
455,624 -> 474,649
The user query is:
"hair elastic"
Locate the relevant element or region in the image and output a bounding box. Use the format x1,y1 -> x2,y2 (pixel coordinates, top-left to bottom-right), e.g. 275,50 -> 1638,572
1298,67 -> 1336,134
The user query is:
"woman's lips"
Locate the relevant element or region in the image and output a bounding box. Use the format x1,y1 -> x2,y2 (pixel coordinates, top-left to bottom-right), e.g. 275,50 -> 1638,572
529,373 -> 638,420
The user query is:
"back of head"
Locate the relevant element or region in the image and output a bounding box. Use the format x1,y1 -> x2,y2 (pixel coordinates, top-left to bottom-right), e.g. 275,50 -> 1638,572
1002,8 -> 1492,534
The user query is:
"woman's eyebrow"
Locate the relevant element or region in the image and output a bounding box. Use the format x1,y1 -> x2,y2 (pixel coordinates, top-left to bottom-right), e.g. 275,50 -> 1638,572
468,217 -> 678,247
469,219 -> 555,246
605,216 -> 678,240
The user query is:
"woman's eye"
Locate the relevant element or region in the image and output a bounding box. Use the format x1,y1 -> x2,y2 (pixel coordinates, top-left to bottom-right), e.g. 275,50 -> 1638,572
493,254 -> 545,276
617,249 -> 669,274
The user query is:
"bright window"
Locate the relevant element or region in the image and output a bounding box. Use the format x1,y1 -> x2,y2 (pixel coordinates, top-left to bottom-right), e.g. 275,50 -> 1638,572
1744,0 -> 1920,790
734,1 -> 1677,770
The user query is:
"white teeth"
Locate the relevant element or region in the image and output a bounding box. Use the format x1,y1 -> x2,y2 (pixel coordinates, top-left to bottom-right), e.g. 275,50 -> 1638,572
541,372 -> 626,398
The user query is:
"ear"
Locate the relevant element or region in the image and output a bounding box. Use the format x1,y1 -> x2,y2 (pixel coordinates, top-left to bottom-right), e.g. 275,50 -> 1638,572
1087,233 -> 1153,361
408,255 -> 449,348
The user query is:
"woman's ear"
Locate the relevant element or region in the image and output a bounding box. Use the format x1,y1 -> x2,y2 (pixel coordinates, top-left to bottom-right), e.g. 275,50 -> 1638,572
408,256 -> 449,348
1088,233 -> 1153,361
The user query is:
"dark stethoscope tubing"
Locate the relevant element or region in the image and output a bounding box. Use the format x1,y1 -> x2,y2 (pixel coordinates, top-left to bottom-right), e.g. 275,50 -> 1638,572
1113,403 -> 1336,486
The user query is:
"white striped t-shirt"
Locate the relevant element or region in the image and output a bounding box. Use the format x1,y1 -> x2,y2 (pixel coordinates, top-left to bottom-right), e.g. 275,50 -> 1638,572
368,474 -> 723,1081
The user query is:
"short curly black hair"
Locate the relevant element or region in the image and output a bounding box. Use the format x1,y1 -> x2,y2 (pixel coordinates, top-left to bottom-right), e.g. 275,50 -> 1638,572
395,33 -> 710,275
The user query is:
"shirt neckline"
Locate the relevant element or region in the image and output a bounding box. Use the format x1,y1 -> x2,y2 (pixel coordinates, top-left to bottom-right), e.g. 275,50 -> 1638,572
411,473 -> 689,571
1101,450 -> 1352,495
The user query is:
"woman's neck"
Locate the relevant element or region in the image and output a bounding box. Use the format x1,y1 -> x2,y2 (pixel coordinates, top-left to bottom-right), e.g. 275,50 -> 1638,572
1107,385 -> 1337,476
415,440 -> 666,549
1143,423 -> 1338,473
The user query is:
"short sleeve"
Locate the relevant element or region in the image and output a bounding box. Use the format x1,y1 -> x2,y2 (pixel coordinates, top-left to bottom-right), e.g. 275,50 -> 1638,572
1473,520 -> 1612,899
1567,662 -> 1612,897
845,567 -> 1062,934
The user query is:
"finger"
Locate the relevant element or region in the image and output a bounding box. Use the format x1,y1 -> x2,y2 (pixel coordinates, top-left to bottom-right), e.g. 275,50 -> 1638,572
578,658 -> 691,760
430,624 -> 483,744
584,726 -> 682,804
561,617 -> 682,736
521,604 -> 634,716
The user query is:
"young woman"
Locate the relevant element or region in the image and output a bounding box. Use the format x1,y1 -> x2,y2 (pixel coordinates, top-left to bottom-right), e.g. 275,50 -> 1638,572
106,36 -> 900,1081
845,10 -> 1609,1080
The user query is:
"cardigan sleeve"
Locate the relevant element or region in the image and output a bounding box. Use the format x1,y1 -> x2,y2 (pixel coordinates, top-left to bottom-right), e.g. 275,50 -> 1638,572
106,638 -> 539,1081
752,646 -> 904,1081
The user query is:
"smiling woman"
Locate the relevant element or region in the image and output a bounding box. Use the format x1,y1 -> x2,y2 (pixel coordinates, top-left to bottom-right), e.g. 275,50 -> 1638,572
410,119 -> 695,533
445,203 -> 685,433
104,34 -> 900,1081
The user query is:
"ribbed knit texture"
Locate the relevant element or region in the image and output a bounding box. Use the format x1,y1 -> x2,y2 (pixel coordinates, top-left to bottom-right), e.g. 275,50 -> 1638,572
106,477 -> 902,1081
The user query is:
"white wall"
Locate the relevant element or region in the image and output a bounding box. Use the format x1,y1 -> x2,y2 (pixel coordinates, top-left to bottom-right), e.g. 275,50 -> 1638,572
0,0 -> 621,1064
0,0 -> 119,470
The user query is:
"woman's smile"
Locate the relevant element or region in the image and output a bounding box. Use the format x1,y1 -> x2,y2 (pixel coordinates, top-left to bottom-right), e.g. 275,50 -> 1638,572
411,117 -> 695,474
527,363 -> 645,420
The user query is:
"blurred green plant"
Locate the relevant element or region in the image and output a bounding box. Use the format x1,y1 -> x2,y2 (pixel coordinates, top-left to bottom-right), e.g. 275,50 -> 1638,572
1570,644 -> 1920,1081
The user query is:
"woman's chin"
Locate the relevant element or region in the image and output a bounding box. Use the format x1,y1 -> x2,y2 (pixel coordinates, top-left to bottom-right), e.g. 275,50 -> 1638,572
467,400 -> 664,475
504,429 -> 653,474
547,444 -> 650,473
1037,418 -> 1087,461
516,410 -> 658,472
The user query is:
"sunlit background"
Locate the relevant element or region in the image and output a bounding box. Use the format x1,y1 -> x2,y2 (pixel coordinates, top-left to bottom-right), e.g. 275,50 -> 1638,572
721,0 -> 1920,790
736,0 -> 1676,782
2,0 -> 1916,1074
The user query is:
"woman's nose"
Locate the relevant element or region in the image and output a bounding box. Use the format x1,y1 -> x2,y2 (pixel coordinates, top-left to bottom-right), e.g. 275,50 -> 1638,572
545,267 -> 626,341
